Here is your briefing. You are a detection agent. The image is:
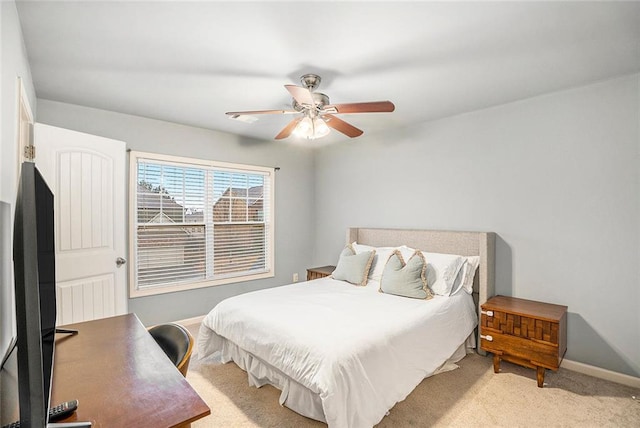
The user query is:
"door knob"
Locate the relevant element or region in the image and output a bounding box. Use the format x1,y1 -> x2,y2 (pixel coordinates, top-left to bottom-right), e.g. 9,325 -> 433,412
116,257 -> 127,267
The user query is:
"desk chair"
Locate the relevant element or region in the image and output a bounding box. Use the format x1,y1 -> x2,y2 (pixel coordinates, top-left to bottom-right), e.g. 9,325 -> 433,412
148,323 -> 194,377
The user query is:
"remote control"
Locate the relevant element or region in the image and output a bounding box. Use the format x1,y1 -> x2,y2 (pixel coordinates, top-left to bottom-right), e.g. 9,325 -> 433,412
48,399 -> 79,422
1,400 -> 79,428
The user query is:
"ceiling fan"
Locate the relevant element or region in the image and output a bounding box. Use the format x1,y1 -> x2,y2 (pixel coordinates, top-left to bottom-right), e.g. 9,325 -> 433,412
226,74 -> 395,140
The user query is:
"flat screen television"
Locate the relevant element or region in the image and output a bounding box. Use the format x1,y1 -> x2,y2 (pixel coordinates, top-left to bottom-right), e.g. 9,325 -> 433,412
12,162 -> 57,428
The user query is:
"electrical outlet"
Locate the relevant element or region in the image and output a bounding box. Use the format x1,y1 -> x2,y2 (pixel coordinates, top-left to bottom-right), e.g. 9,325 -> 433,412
292,273 -> 299,283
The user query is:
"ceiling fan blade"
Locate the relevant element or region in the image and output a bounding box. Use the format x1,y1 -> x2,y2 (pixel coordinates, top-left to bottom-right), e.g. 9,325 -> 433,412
275,117 -> 303,140
226,109 -> 297,116
285,84 -> 315,107
324,114 -> 364,138
324,101 -> 395,114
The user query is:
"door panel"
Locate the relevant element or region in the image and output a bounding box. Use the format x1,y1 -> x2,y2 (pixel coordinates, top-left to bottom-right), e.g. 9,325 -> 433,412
57,151 -> 113,251
56,274 -> 115,325
35,123 -> 127,324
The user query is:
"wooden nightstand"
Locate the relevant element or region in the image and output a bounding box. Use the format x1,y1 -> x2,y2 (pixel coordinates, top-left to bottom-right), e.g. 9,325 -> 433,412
306,265 -> 335,281
480,295 -> 567,387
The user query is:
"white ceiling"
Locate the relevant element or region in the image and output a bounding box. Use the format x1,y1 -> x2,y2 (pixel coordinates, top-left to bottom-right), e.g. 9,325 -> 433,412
15,1 -> 640,146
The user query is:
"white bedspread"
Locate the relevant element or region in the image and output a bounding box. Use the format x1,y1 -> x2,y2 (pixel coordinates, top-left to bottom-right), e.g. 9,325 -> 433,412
198,277 -> 477,428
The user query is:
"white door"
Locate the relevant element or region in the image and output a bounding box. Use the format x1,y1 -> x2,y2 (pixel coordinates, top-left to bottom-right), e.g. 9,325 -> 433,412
35,123 -> 127,324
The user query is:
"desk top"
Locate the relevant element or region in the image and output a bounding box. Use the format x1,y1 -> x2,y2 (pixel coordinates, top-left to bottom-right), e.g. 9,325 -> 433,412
51,313 -> 210,427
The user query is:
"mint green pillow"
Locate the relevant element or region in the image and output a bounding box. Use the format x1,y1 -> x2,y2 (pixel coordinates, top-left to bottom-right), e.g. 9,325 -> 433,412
332,245 -> 375,286
380,250 -> 432,299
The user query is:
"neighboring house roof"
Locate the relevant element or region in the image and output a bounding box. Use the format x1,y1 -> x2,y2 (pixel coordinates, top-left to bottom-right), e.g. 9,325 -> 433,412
212,186 -> 264,222
137,183 -> 185,223
219,186 -> 263,203
148,212 -> 175,224
137,184 -> 264,225
247,185 -> 263,204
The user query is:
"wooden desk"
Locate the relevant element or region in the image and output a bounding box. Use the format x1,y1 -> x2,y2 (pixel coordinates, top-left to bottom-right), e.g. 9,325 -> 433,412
51,314 -> 210,427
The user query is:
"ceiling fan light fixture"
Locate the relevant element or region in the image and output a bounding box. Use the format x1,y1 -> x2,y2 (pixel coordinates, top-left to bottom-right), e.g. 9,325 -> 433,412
313,117 -> 330,138
293,116 -> 330,140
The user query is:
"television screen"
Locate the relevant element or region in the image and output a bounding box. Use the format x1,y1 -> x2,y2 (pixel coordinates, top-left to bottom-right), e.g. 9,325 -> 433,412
34,164 -> 57,417
12,162 -> 57,427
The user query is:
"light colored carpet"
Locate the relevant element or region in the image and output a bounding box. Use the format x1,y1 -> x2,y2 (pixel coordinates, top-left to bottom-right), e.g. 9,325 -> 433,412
184,323 -> 640,427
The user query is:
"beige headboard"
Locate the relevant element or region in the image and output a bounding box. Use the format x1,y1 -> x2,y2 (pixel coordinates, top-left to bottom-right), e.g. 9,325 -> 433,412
346,227 -> 496,354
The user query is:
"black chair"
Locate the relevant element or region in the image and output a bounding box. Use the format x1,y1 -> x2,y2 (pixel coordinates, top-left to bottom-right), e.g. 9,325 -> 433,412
148,323 -> 194,377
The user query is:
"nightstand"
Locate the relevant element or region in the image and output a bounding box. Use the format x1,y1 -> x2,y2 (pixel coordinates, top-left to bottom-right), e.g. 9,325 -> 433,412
306,265 -> 335,281
480,295 -> 567,387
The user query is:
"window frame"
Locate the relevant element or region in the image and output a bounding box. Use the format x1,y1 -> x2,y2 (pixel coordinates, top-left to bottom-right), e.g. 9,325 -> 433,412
128,151 -> 275,298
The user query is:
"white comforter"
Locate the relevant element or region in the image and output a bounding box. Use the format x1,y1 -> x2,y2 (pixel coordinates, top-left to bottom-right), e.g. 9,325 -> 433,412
198,277 -> 477,428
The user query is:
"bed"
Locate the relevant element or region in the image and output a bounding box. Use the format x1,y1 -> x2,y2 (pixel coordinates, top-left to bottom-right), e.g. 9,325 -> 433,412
198,228 -> 495,427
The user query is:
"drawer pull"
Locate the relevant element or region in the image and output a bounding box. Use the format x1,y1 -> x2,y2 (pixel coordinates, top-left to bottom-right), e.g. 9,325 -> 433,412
481,310 -> 494,317
481,334 -> 493,342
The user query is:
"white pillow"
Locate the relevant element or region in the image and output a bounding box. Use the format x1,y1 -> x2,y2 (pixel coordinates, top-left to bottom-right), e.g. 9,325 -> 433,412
450,256 -> 480,296
419,251 -> 466,296
352,242 -> 414,281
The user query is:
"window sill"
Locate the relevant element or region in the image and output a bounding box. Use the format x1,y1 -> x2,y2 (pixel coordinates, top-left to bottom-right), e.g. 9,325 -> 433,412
129,271 -> 275,298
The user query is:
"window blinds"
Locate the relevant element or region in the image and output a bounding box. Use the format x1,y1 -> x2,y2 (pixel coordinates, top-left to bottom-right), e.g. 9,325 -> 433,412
133,156 -> 272,291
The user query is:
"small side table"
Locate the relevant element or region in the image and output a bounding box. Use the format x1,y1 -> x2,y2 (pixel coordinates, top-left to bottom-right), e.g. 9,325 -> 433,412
480,295 -> 567,387
306,265 -> 335,281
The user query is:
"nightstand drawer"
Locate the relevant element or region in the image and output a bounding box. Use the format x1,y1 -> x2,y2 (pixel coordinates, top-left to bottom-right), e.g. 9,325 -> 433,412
481,329 -> 559,369
482,310 -> 559,345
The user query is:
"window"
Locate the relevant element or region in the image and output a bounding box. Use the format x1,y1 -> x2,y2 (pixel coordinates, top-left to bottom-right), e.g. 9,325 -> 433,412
129,151 -> 274,297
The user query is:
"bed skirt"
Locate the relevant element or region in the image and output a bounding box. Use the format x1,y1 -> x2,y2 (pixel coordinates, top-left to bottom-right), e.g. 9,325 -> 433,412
211,333 -> 476,424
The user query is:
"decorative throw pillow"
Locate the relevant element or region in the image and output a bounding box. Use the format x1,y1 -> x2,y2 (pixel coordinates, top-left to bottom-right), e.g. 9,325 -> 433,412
331,244 -> 375,286
379,250 -> 432,299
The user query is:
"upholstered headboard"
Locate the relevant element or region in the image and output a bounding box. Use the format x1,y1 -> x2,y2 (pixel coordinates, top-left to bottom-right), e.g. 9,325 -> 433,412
346,227 -> 496,354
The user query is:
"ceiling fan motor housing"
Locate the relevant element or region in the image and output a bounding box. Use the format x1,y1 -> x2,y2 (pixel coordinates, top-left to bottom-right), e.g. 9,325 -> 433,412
293,92 -> 330,112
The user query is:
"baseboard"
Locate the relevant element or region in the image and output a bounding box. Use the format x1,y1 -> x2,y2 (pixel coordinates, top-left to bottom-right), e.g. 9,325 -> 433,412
174,314 -> 206,326
561,359 -> 640,388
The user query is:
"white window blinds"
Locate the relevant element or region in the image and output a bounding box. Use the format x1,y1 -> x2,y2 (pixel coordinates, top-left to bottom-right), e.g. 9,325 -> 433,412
130,152 -> 274,297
